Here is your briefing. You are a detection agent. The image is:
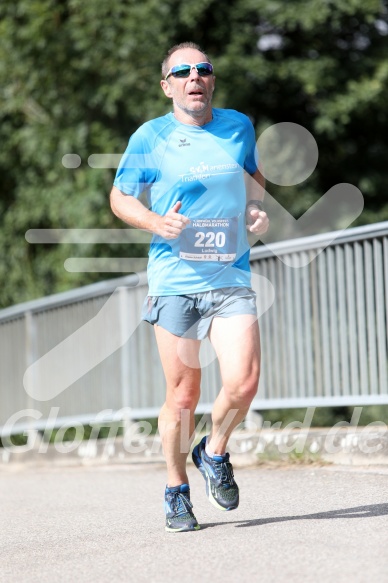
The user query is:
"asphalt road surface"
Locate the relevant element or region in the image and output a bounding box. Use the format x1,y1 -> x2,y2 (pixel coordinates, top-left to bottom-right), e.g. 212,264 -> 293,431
1,462 -> 387,583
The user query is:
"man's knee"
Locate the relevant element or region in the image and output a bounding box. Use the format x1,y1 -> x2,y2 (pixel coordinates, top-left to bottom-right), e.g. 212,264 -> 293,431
224,369 -> 260,405
237,379 -> 259,404
166,382 -> 201,415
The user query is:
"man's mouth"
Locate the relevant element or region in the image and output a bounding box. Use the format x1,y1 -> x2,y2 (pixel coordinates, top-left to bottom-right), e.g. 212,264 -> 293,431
188,90 -> 204,96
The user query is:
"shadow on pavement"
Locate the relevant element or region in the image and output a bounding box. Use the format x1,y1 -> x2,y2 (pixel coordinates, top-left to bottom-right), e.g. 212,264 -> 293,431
199,503 -> 388,530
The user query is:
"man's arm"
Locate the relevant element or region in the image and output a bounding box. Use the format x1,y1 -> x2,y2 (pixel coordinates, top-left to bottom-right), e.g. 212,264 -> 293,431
247,168 -> 265,203
110,186 -> 190,240
245,168 -> 269,235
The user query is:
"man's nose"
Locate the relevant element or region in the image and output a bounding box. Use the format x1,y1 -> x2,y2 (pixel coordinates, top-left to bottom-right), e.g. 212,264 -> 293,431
188,66 -> 200,79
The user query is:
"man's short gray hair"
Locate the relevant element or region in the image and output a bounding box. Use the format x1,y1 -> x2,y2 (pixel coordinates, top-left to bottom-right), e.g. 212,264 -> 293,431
161,42 -> 211,78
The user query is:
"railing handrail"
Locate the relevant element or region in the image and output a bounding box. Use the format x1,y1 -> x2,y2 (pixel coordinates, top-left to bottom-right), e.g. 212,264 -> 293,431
0,272 -> 147,322
250,220 -> 388,260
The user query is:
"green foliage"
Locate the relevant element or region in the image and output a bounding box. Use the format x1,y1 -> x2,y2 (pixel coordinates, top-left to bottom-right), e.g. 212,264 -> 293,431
1,0 -> 388,307
45,422 -> 124,443
260,405 -> 388,427
2,407 -> 386,449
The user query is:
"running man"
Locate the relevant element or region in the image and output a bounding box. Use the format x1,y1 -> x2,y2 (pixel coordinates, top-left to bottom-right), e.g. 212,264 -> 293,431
110,42 -> 269,532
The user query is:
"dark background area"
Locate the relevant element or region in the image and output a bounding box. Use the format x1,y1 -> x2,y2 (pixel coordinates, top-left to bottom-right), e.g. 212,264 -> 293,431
0,0 -> 387,307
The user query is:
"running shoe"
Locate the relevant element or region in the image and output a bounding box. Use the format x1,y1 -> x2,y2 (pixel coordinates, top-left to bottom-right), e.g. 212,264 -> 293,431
192,435 -> 239,511
164,483 -> 200,532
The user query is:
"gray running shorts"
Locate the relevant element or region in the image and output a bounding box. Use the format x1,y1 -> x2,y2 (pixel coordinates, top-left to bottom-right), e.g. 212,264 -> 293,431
141,287 -> 257,339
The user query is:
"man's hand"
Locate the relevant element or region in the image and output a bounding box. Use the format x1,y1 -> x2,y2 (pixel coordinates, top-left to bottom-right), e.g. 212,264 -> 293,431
245,169 -> 268,235
155,201 -> 190,239
246,206 -> 269,234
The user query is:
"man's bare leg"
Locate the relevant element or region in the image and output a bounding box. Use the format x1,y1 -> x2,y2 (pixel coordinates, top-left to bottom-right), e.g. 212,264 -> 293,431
207,314 -> 261,454
154,325 -> 201,487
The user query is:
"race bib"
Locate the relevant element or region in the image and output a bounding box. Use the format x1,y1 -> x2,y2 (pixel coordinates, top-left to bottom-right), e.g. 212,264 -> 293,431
179,217 -> 238,262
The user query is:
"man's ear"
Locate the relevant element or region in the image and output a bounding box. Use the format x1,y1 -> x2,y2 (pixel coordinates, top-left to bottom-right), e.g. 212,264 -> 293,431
160,79 -> 173,98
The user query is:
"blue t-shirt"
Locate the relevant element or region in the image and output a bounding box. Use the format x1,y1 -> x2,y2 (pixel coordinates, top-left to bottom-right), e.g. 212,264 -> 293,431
114,108 -> 259,295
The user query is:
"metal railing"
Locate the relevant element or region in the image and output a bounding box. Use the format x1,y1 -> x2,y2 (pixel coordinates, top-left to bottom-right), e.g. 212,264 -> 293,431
1,222 -> 388,436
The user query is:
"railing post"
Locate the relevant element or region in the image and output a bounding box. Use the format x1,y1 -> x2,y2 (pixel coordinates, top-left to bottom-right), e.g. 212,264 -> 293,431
24,310 -> 41,446
118,287 -> 131,409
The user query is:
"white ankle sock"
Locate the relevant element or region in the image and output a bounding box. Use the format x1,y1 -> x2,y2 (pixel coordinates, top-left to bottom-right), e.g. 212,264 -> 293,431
205,440 -> 215,458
